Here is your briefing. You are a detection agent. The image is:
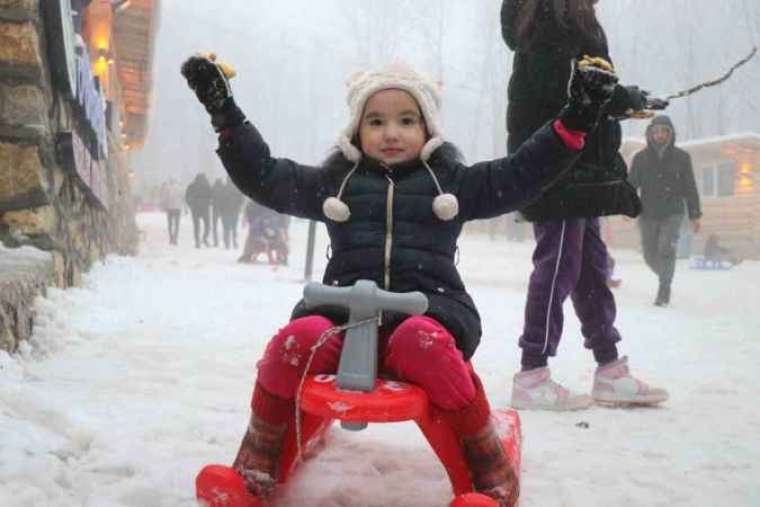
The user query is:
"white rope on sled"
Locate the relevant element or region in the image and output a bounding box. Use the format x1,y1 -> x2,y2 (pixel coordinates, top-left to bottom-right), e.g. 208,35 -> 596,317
293,317 -> 380,464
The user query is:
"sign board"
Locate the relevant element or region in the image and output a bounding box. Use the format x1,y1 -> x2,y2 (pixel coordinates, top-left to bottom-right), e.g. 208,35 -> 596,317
57,131 -> 109,210
75,47 -> 108,159
45,0 -> 78,98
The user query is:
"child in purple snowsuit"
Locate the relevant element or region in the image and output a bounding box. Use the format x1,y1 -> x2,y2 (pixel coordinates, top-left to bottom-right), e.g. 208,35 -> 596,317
501,0 -> 669,409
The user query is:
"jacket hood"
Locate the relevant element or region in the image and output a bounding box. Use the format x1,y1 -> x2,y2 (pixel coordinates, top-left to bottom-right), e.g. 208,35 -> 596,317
646,115 -> 676,149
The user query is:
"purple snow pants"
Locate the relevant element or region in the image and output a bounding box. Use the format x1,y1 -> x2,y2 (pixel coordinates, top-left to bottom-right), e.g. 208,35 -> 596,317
519,218 -> 621,366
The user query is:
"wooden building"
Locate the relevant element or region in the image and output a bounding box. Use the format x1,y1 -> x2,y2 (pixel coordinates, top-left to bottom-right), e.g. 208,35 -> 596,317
0,0 -> 161,350
609,134 -> 760,260
82,0 -> 160,152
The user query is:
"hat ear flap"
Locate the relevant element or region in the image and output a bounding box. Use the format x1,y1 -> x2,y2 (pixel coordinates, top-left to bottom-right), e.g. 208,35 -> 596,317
420,137 -> 445,162
337,135 -> 362,163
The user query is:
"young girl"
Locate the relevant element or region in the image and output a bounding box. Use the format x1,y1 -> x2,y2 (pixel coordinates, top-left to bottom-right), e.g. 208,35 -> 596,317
181,55 -> 617,505
501,0 -> 670,410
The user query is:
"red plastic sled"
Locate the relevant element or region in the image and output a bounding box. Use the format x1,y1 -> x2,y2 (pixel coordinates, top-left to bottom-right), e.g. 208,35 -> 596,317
196,376 -> 521,507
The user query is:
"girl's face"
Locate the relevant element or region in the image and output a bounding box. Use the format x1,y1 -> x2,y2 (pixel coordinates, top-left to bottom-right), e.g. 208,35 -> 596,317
359,89 -> 427,165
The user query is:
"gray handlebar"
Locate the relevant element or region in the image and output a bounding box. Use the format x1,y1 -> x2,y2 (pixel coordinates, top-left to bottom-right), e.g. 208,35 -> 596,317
303,280 -> 428,318
303,283 -> 352,308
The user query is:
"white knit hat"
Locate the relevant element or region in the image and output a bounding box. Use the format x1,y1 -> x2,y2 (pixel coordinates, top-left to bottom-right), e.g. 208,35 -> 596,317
324,63 -> 458,223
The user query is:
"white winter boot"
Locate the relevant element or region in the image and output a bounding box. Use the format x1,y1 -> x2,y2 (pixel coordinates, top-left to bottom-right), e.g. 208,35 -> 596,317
592,356 -> 669,406
511,367 -> 592,411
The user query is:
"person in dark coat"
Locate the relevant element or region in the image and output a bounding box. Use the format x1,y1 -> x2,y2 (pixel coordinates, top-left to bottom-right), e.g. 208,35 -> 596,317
219,176 -> 244,249
210,177 -> 226,247
182,55 -> 617,504
629,115 -> 702,305
502,0 -> 669,411
185,173 -> 212,248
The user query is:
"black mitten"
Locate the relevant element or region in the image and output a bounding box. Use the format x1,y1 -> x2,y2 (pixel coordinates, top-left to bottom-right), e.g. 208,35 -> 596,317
642,91 -> 669,111
181,54 -> 245,131
624,86 -> 647,111
558,56 -> 619,132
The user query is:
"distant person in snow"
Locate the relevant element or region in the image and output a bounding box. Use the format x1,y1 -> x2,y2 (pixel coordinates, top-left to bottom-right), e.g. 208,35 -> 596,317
703,233 -> 741,267
238,200 -> 261,262
185,173 -> 213,248
504,212 -> 526,242
182,51 -> 621,504
237,200 -> 287,264
501,0 -> 669,411
210,177 -> 225,247
606,253 -> 621,288
629,115 -> 702,306
273,214 -> 290,265
159,178 -> 184,245
219,176 -> 244,249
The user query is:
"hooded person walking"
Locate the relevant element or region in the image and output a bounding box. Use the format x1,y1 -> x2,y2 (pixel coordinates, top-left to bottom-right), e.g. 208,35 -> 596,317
629,115 -> 702,306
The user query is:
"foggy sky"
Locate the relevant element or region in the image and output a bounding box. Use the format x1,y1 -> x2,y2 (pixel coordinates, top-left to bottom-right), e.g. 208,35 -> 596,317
133,0 -> 760,192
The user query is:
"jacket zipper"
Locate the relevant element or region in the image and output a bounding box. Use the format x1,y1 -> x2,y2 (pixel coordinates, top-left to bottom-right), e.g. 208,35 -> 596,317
383,173 -> 395,290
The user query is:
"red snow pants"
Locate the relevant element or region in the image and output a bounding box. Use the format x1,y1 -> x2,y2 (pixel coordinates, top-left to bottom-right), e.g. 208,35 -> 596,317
255,315 -> 476,410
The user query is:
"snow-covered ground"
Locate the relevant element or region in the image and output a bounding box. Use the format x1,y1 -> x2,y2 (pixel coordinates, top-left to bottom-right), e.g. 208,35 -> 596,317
2,211 -> 759,507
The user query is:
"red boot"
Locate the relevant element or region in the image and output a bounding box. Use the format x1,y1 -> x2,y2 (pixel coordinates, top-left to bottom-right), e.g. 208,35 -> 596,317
443,373 -> 519,507
232,413 -> 287,498
232,384 -> 293,499
461,420 -> 519,506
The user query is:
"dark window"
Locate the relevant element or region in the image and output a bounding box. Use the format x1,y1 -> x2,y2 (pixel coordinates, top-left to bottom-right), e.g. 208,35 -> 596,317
700,162 -> 735,198
717,161 -> 736,197
701,166 -> 716,197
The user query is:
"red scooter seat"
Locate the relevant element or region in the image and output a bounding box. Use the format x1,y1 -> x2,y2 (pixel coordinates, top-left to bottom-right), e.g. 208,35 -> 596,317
299,374 -> 429,423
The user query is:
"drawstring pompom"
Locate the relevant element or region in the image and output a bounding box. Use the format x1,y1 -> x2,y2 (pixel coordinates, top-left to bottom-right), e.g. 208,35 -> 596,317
433,193 -> 459,221
323,196 -> 351,222
323,161 -> 359,222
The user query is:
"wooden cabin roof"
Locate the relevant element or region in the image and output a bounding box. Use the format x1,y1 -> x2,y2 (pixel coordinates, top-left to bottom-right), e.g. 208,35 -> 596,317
680,134 -> 760,166
622,134 -> 760,166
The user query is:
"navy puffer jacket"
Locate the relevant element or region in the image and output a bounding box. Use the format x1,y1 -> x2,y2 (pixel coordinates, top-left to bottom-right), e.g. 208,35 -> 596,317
216,118 -> 579,359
